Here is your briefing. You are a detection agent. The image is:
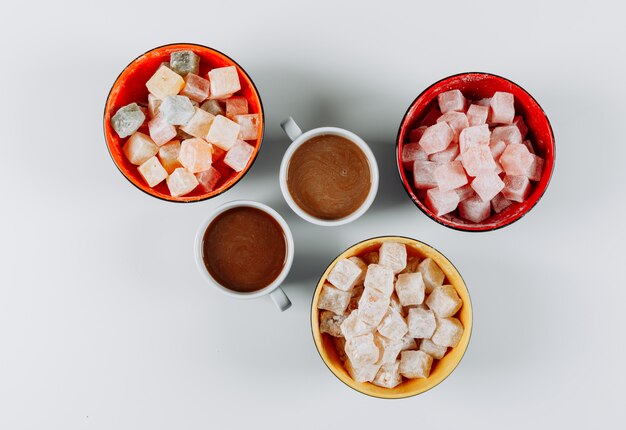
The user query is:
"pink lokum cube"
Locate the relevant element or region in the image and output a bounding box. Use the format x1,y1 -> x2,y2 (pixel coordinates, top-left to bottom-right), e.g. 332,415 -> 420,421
225,96 -> 248,118
234,114 -> 260,141
491,193 -> 513,213
436,111 -> 469,142
166,167 -> 199,197
426,187 -> 460,216
491,125 -> 522,146
434,160 -> 468,191
206,115 -> 241,150
137,156 -> 167,187
178,138 -> 213,173
158,140 -> 182,174
466,104 -> 489,126
208,66 -> 241,99
437,89 -> 466,113
459,194 -> 491,223
455,184 -> 474,201
402,142 -> 428,169
429,143 -> 459,164
413,160 -> 438,189
419,122 -> 453,154
123,132 -> 158,165
489,91 -> 515,124
471,171 -> 505,202
461,145 -> 497,177
181,108 -> 215,139
500,143 -> 534,176
409,126 -> 427,142
513,115 -> 528,139
148,112 -> 177,146
195,166 -> 221,192
502,175 -> 531,202
180,73 -> 210,103
224,140 -> 254,172
526,154 -> 544,181
459,125 -> 490,153
490,140 -> 507,161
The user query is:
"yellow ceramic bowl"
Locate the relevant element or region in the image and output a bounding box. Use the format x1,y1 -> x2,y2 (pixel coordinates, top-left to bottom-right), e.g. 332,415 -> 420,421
311,236 -> 472,399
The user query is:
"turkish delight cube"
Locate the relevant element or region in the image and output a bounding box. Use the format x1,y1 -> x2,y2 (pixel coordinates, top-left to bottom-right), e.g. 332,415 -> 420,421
389,293 -> 404,315
137,156 -> 167,187
234,114 -> 260,141
459,194 -> 491,223
180,73 -> 210,102
434,160 -> 468,191
379,242 -> 407,274
224,140 -> 254,172
526,154 -> 544,181
319,310 -> 346,337
402,142 -> 428,169
399,335 -> 418,351
178,138 -> 213,173
364,264 -> 395,296
345,358 -> 380,383
420,338 -> 448,359
491,192 -> 513,213
348,257 -> 368,285
413,160 -> 439,189
429,143 -> 459,164
426,187 -> 460,216
407,307 -> 437,339
146,65 -> 185,100
358,287 -> 390,326
455,184 -> 474,201
340,310 -> 374,339
490,91 -> 515,124
170,50 -> 200,76
459,124 -> 490,153
466,104 -> 488,126
200,99 -> 225,116
181,108 -> 215,139
377,307 -> 408,340
395,272 -> 425,306
399,350 -> 433,378
111,103 -> 146,138
328,258 -> 365,292
158,140 -> 182,174
195,166 -> 221,193
437,111 -> 469,143
419,122 -> 454,154
148,112 -> 177,146
372,361 -> 402,388
418,258 -> 445,294
225,96 -> 248,118
123,132 -> 158,165
426,285 -> 463,318
160,95 -> 195,126
471,171 -> 505,202
148,94 -> 161,118
502,175 -> 531,202
432,317 -> 464,347
513,115 -> 528,139
206,115 -> 241,150
317,283 -> 351,315
409,126 -> 427,142
490,140 -> 507,162
437,89 -> 466,113
500,143 -> 533,176
345,333 -> 380,366
208,66 -> 241,99
461,145 -> 497,177
166,167 -> 199,197
491,125 -> 522,146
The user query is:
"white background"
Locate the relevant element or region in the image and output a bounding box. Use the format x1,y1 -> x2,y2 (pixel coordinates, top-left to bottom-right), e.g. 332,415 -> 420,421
1,1 -> 624,428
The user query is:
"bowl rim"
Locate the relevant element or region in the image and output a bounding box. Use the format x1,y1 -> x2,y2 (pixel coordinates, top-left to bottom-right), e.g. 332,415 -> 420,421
395,71 -> 556,232
103,42 -> 265,203
310,235 -> 473,399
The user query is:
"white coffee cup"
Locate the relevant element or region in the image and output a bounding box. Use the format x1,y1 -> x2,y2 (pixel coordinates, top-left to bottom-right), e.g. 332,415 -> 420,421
279,117 -> 379,226
194,200 -> 294,311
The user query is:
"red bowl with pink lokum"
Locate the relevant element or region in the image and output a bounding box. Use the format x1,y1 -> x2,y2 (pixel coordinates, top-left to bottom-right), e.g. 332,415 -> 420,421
396,72 -> 555,231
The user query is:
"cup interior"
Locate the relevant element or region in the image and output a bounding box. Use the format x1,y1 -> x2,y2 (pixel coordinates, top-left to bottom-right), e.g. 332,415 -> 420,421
311,236 -> 472,399
280,127 -> 379,226
396,72 -> 555,231
104,43 -> 264,203
195,201 -> 294,298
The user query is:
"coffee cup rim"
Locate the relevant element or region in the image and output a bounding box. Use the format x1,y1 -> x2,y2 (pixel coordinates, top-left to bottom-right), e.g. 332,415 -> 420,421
279,127 -> 379,227
194,200 -> 295,299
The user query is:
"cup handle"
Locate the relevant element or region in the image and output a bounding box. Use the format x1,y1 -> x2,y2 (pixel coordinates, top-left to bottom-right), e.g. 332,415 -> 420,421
270,287 -> 292,312
280,117 -> 303,141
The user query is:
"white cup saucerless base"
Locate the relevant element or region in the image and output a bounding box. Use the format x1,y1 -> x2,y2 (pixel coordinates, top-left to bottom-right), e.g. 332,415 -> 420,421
279,117 -> 379,226
194,200 -> 294,311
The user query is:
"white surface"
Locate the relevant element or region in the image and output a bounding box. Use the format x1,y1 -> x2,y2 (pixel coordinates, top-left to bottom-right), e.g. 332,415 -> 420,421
1,1 -> 624,428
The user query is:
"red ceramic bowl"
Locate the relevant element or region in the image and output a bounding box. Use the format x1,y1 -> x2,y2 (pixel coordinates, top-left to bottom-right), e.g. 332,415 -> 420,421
396,72 -> 555,231
104,43 -> 264,203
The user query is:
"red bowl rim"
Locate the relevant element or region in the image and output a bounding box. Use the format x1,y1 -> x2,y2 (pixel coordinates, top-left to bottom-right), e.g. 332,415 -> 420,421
103,42 -> 265,203
395,72 -> 556,232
